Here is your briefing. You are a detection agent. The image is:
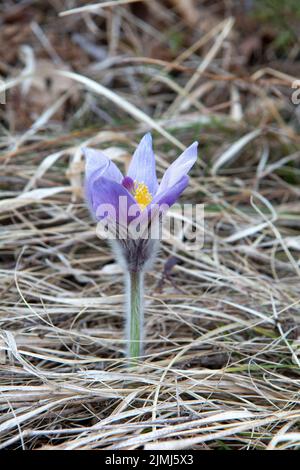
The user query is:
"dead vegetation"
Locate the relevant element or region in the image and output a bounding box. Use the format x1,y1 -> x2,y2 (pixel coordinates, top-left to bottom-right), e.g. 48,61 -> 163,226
0,0 -> 300,450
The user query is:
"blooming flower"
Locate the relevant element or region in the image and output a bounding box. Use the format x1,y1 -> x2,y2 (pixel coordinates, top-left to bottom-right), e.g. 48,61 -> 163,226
83,132 -> 198,228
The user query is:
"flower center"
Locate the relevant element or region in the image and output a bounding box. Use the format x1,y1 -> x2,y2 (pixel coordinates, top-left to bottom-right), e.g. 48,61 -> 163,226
133,182 -> 152,210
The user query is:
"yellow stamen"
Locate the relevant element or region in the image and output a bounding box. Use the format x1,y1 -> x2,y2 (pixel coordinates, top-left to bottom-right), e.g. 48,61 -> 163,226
134,182 -> 152,210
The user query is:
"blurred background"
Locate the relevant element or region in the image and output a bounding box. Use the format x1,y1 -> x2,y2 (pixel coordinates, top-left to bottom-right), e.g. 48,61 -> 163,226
1,0 -> 300,136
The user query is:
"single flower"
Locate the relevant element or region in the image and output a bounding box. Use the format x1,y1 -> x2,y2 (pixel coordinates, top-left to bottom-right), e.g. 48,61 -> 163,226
83,132 -> 198,226
83,133 -> 198,364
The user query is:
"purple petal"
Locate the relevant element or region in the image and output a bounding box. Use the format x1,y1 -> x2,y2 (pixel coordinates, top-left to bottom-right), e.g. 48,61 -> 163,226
90,176 -> 138,224
122,176 -> 134,192
127,133 -> 158,195
82,147 -> 123,183
157,142 -> 198,195
151,175 -> 189,210
137,176 -> 189,231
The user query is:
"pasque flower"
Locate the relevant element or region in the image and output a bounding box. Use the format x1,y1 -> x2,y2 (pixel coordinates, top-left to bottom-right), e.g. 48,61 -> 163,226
83,133 -> 198,364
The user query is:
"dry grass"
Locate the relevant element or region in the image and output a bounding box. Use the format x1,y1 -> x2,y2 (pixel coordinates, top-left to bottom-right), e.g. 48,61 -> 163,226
0,0 -> 300,450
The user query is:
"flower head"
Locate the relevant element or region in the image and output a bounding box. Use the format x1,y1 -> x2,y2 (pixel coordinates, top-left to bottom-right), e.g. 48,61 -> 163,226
83,133 -> 198,228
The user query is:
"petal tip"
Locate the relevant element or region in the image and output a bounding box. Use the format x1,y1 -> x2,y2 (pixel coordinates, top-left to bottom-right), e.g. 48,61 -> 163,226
144,131 -> 152,141
139,132 -> 152,147
189,141 -> 199,151
186,141 -> 199,162
81,146 -> 90,158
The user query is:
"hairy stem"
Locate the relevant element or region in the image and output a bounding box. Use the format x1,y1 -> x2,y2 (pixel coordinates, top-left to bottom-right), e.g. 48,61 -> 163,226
126,270 -> 144,364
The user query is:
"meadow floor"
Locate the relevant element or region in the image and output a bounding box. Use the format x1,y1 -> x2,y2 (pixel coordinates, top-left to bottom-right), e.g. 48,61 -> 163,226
0,1 -> 300,449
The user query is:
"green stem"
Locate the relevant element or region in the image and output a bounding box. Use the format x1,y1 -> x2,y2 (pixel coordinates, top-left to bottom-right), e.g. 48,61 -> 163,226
127,270 -> 143,364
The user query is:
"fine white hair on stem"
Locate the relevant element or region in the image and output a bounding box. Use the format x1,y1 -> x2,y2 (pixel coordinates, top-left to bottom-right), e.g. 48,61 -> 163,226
124,269 -> 144,360
110,237 -> 160,361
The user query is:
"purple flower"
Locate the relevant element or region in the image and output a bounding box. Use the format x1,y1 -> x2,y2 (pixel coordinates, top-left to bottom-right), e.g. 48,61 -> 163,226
83,133 -> 198,226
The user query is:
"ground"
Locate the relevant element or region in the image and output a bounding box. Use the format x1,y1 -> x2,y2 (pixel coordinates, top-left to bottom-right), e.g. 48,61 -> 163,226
0,0 -> 300,450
